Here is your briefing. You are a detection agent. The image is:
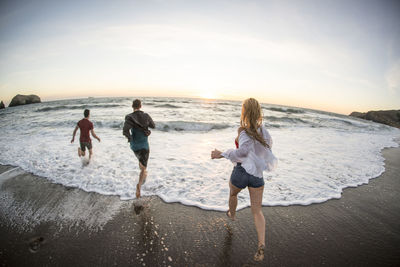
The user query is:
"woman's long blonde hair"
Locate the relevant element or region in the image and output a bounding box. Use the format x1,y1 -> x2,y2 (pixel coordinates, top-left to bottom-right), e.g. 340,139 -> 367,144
240,98 -> 267,147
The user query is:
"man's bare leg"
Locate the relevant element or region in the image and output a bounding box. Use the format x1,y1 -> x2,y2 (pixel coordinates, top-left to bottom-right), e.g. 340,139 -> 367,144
79,149 -> 90,166
78,147 -> 83,157
78,148 -> 86,158
136,162 -> 147,199
88,149 -> 93,161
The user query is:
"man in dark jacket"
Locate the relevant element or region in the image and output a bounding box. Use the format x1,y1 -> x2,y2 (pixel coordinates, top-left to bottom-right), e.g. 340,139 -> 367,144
123,99 -> 155,198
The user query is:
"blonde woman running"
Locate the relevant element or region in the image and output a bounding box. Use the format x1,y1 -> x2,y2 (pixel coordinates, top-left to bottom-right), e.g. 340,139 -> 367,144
211,98 -> 277,261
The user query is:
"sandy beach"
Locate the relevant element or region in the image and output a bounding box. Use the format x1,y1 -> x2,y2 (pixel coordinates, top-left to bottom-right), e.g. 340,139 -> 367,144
0,146 -> 399,266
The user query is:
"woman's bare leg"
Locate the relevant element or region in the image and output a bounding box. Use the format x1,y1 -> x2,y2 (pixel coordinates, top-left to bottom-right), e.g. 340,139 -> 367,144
249,185 -> 265,261
228,181 -> 242,220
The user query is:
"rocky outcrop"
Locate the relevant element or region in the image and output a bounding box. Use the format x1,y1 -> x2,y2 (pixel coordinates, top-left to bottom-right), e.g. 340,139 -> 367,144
0,101 -> 5,109
350,110 -> 400,129
9,94 -> 41,107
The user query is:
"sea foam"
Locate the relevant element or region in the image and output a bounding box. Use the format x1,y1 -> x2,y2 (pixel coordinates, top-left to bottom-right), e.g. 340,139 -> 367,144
0,97 -> 399,211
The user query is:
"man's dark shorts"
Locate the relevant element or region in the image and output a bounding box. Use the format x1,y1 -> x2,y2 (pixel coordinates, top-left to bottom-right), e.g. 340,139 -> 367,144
134,149 -> 150,167
80,142 -> 92,152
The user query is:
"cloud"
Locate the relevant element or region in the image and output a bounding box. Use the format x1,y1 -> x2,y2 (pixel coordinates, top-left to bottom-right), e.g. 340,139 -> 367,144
385,60 -> 400,93
87,23 -> 357,71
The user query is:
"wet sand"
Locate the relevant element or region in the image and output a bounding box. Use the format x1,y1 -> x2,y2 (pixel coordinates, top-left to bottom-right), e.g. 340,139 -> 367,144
1,147 -> 400,266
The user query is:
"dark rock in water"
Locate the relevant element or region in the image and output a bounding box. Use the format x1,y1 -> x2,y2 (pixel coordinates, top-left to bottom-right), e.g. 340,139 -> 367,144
9,94 -> 41,107
0,101 -> 5,109
350,110 -> 400,129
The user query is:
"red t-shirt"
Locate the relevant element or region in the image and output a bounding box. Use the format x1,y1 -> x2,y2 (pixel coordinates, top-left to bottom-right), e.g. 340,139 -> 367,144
77,119 -> 93,143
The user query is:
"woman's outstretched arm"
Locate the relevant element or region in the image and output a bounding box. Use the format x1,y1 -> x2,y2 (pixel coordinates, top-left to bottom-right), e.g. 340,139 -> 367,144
211,128 -> 250,161
222,132 -> 252,162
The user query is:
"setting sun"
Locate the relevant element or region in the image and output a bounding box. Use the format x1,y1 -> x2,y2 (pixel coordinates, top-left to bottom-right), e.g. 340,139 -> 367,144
199,91 -> 217,99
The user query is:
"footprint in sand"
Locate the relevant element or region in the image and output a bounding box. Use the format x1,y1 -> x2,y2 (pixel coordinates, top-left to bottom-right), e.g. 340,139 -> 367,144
29,237 -> 45,253
134,204 -> 144,215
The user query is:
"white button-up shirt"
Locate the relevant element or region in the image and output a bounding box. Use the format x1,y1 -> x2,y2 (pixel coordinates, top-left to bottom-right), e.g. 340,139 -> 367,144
221,126 -> 277,178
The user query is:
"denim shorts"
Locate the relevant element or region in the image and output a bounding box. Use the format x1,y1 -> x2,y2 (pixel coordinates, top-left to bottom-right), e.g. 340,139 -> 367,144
230,163 -> 265,189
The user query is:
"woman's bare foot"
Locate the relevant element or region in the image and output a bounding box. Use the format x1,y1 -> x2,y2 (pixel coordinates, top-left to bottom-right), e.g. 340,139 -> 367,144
136,183 -> 141,198
254,244 -> 265,261
226,210 -> 235,221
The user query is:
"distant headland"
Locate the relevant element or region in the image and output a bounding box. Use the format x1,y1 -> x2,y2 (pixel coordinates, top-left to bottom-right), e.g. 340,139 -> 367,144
350,110 -> 400,129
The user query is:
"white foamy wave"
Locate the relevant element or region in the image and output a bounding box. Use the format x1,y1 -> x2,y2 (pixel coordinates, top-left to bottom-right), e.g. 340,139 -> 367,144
95,120 -> 124,129
35,104 -> 122,112
156,121 -> 231,132
0,97 -> 399,211
0,126 -> 399,211
154,104 -> 182,108
264,106 -> 305,114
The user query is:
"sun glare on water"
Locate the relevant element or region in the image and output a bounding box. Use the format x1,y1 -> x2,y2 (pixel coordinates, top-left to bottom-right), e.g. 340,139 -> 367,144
199,91 -> 217,99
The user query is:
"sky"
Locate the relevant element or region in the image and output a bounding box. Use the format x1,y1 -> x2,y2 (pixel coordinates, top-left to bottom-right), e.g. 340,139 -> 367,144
0,0 -> 399,114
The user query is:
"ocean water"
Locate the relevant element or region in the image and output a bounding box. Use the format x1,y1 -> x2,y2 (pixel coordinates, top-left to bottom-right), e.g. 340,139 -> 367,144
0,97 -> 399,211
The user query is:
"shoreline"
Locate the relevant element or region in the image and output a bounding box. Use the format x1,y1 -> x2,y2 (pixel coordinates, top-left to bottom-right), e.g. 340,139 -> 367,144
1,147 -> 400,266
0,139 -> 395,210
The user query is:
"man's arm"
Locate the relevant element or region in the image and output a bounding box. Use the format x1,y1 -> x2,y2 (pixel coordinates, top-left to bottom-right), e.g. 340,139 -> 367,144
91,129 -> 101,142
147,114 -> 155,129
71,125 -> 79,143
123,116 -> 133,141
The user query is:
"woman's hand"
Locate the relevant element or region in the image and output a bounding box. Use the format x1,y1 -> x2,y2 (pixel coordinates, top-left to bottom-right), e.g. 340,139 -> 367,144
211,149 -> 223,159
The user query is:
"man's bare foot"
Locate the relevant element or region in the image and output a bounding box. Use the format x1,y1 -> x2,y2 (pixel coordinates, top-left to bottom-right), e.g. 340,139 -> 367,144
136,183 -> 141,198
226,210 -> 235,221
82,158 -> 90,167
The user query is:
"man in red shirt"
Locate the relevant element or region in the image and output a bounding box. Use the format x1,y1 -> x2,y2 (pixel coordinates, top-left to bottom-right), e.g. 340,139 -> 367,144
71,109 -> 101,162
